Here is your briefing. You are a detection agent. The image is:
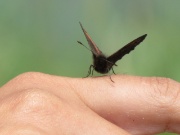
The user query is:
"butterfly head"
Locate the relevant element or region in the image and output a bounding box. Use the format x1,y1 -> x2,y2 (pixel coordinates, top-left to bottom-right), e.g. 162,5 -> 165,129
93,54 -> 114,74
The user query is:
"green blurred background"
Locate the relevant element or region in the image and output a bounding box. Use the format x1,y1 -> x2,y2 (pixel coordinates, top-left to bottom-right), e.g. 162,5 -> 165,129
0,0 -> 179,134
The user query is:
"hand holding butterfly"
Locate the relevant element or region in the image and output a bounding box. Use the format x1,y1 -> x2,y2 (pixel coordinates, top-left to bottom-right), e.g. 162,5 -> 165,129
0,72 -> 180,135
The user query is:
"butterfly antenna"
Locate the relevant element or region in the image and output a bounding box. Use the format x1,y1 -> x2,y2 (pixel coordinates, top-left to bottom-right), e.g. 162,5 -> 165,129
77,41 -> 93,53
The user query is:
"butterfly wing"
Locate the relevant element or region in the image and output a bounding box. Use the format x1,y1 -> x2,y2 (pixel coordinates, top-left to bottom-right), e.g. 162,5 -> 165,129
107,34 -> 147,64
79,22 -> 102,56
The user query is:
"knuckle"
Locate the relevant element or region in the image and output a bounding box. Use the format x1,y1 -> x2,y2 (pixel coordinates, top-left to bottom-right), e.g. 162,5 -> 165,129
8,89 -> 62,116
18,89 -> 50,112
150,77 -> 179,109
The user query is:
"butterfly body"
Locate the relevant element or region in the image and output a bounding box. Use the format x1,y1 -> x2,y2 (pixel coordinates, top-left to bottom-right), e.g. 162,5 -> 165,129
93,54 -> 113,74
78,22 -> 147,77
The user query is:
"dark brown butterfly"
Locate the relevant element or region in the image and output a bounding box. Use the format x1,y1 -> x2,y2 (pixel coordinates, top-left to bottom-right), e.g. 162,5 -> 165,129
77,22 -> 147,79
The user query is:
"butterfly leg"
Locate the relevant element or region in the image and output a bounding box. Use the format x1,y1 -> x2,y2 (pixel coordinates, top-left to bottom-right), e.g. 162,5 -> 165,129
112,67 -> 116,75
109,75 -> 114,83
85,65 -> 94,77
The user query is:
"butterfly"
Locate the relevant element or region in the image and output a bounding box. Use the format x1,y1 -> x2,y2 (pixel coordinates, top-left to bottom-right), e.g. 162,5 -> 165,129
77,22 -> 147,80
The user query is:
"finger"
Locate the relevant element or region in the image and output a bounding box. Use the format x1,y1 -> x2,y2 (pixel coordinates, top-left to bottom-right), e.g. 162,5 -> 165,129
2,73 -> 180,134
72,75 -> 180,134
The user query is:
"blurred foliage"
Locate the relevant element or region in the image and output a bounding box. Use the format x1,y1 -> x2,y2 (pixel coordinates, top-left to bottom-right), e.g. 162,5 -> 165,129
0,1 -> 180,134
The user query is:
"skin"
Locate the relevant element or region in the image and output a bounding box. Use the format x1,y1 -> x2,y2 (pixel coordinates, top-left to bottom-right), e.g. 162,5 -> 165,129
0,72 -> 180,135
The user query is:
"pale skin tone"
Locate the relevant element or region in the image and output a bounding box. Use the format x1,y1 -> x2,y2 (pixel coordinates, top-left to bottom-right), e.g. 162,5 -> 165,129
0,72 -> 180,135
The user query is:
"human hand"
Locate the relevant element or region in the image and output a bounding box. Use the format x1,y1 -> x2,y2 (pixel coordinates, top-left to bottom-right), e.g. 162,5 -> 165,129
0,72 -> 179,135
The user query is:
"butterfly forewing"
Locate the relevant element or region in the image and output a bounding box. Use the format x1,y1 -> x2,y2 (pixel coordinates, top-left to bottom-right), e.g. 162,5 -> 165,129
107,34 -> 147,64
79,22 -> 102,56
